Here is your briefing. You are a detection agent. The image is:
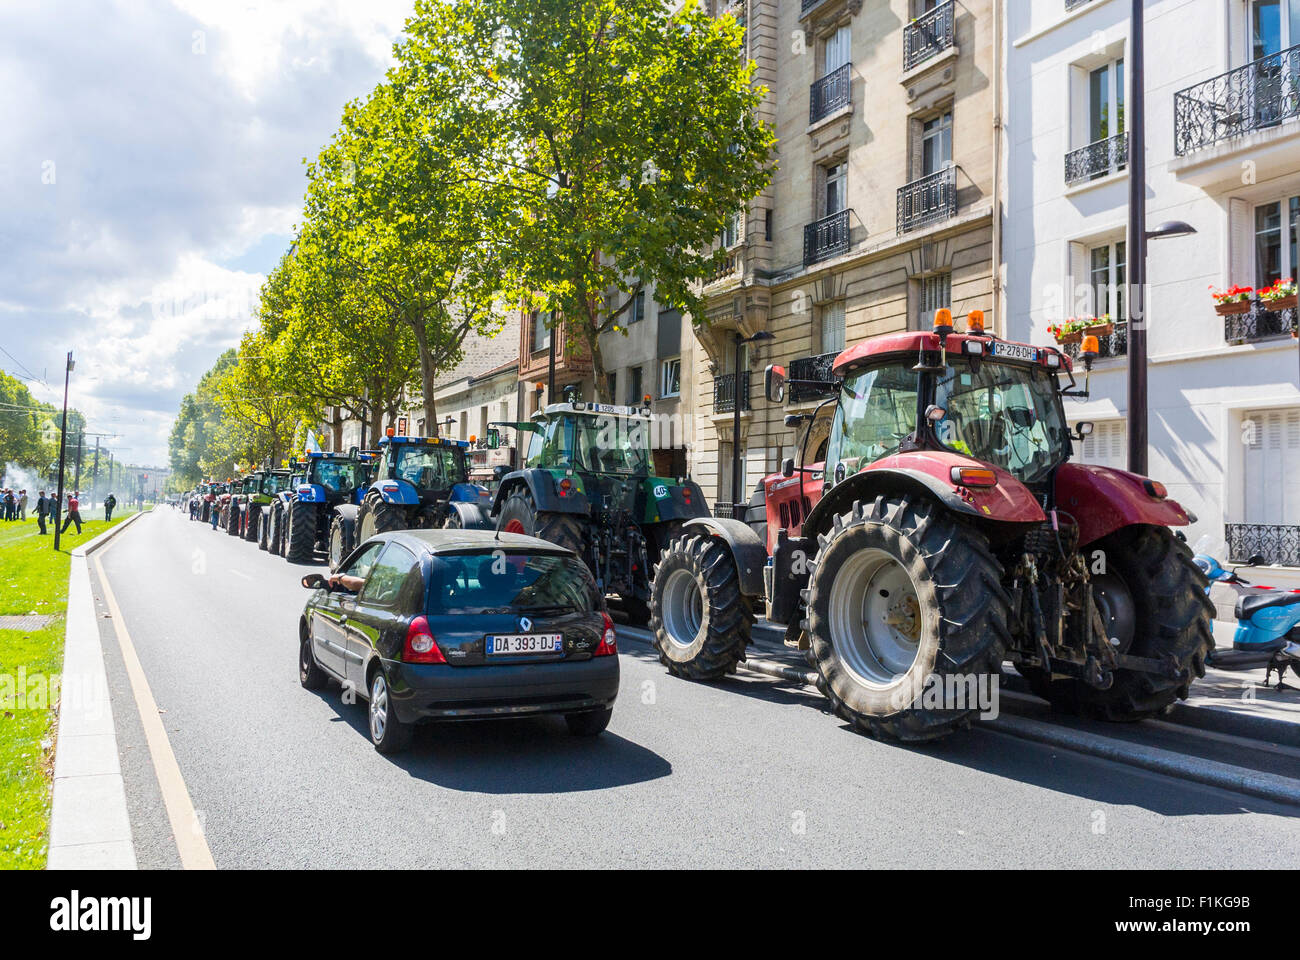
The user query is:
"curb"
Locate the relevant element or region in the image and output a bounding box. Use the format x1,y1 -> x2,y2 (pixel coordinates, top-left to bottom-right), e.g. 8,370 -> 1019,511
47,509 -> 147,870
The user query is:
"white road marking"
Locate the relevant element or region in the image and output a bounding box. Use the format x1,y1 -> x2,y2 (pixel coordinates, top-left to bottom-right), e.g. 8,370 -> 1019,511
229,569 -> 251,580
93,542 -> 217,870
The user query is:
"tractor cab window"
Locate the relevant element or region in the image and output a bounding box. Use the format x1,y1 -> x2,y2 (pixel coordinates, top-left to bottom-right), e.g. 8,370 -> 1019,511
933,360 -> 1068,483
572,415 -> 650,475
313,459 -> 362,494
528,418 -> 574,470
261,474 -> 284,496
394,445 -> 463,491
828,363 -> 920,475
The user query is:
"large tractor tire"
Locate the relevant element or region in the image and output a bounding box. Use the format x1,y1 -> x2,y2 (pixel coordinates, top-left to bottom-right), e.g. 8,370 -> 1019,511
496,487 -> 585,555
649,532 -> 754,679
226,503 -> 241,537
328,514 -> 356,572
1020,525 -> 1214,722
356,497 -> 407,544
258,509 -> 270,551
243,506 -> 260,542
806,495 -> 1011,743
267,503 -> 283,555
285,501 -> 318,564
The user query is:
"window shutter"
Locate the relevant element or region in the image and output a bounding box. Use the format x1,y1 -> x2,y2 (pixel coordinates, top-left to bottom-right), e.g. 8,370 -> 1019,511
1229,197 -> 1253,287
1081,420 -> 1127,469
821,301 -> 846,354
1068,241 -> 1089,316
1242,407 -> 1300,524
909,117 -> 923,183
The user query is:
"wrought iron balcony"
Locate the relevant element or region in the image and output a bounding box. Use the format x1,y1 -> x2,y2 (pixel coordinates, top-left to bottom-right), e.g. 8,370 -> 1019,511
713,371 -> 751,414
789,352 -> 841,403
810,63 -> 852,124
803,209 -> 852,266
1065,0 -> 1098,10
1223,301 -> 1298,344
1064,132 -> 1128,185
897,166 -> 956,234
1174,42 -> 1300,155
903,0 -> 955,72
714,501 -> 745,521
1062,321 -> 1128,361
1227,523 -> 1300,567
800,0 -> 824,13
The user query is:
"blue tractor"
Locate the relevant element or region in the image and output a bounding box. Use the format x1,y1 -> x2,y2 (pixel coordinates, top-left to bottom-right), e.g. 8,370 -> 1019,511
276,451 -> 369,564
345,434 -> 491,565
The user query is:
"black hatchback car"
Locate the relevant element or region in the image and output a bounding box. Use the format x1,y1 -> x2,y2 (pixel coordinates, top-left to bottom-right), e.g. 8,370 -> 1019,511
299,529 -> 619,753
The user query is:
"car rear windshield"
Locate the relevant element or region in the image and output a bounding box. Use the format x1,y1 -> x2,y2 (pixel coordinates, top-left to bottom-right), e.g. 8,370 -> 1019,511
427,552 -> 598,616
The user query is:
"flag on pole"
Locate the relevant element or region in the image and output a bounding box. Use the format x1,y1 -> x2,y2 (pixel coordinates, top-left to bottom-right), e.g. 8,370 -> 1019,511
305,430 -> 322,453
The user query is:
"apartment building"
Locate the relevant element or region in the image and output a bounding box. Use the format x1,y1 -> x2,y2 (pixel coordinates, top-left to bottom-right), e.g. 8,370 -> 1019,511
692,0 -> 1001,508
1004,0 -> 1300,578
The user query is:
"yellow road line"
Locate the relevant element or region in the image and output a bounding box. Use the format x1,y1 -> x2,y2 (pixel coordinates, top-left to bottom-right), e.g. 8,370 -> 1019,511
92,540 -> 216,870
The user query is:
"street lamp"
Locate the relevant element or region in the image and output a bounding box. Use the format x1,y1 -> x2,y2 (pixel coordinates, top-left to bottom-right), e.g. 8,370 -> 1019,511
730,330 -> 775,513
1147,220 -> 1198,241
53,351 -> 74,551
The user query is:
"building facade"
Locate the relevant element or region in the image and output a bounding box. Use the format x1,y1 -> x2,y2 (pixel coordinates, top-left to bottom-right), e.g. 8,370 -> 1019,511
1004,0 -> 1300,581
692,0 -> 1002,509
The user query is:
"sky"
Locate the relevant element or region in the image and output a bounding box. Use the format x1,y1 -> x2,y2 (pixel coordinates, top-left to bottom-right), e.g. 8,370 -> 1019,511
0,0 -> 415,467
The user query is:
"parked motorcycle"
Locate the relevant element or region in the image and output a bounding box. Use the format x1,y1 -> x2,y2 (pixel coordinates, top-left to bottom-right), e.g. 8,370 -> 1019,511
1191,536 -> 1300,689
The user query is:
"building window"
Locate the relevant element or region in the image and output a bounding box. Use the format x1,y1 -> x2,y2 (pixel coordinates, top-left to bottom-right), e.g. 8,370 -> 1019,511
823,161 -> 848,217
1251,0 -> 1299,60
660,358 -> 681,398
627,366 -> 644,406
822,25 -> 851,77
629,290 -> 647,324
722,213 -> 740,248
921,111 -> 953,176
765,208 -> 773,241
1255,196 -> 1300,289
1079,420 -> 1127,469
606,372 -> 617,401
1088,57 -> 1125,144
532,311 -> 552,353
1089,241 -> 1127,320
820,301 -> 846,355
1242,406 -> 1300,525
919,272 -> 951,326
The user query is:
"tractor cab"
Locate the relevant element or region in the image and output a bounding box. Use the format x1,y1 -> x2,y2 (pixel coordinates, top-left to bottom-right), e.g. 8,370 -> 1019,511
298,452 -> 366,507
371,435 -> 478,505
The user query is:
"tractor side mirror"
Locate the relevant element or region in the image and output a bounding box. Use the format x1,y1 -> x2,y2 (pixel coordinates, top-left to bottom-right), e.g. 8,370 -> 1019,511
765,364 -> 787,404
1072,421 -> 1095,441
781,458 -> 795,478
301,574 -> 327,591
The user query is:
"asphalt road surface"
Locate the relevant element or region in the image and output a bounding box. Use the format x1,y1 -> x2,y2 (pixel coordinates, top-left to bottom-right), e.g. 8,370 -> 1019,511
92,509 -> 1300,868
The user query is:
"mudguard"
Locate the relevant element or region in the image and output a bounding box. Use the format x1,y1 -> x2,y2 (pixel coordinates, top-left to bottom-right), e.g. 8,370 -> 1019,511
805,453 -> 1046,538
370,478 -> 420,506
333,503 -> 359,524
1054,461 -> 1190,547
680,517 -> 767,598
447,501 -> 490,530
294,483 -> 328,505
490,469 -> 590,516
646,477 -> 710,523
449,482 -> 491,506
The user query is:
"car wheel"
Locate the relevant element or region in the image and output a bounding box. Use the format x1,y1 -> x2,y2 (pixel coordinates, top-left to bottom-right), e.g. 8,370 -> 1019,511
299,632 -> 327,690
368,670 -> 412,754
564,706 -> 613,737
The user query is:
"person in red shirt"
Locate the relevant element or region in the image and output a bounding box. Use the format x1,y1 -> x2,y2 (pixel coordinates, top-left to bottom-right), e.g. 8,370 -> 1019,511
60,491 -> 83,535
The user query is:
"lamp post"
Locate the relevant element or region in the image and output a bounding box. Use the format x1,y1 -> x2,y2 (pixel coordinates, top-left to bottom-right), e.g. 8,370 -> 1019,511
730,330 -> 775,513
53,351 -> 74,551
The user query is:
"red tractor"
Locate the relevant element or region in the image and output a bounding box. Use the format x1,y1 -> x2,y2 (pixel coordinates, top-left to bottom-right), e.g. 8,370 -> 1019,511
649,310 -> 1214,742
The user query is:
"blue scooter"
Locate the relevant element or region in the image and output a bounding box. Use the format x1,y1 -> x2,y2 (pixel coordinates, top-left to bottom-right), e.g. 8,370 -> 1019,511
1191,537 -> 1300,689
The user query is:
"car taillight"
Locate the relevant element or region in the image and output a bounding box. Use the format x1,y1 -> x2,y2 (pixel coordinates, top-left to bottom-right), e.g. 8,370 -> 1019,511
403,615 -> 446,664
594,612 -> 617,657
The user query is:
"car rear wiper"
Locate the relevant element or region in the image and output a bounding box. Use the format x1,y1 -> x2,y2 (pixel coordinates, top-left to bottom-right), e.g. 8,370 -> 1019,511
513,605 -> 578,615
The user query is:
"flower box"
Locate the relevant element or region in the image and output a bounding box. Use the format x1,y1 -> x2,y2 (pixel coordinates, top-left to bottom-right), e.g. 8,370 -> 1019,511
1084,322 -> 1115,337
1262,294 -> 1298,312
1215,300 -> 1252,315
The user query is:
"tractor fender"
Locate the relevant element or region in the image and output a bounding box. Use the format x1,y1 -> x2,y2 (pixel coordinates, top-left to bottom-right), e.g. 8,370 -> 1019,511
294,483 -> 328,504
679,518 -> 767,599
1054,461 -> 1191,547
369,478 -> 420,506
649,478 -> 710,523
449,482 -> 490,505
332,503 -> 359,524
490,469 -> 590,516
803,457 -> 1046,540
447,501 -> 490,530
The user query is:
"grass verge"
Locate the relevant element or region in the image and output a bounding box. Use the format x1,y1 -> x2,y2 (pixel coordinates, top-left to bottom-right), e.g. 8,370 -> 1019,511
0,508 -> 139,869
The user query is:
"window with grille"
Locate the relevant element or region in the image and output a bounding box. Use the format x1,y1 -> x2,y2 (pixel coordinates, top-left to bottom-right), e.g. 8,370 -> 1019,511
1079,420 -> 1127,469
1242,407 -> 1300,523
821,301 -> 846,355
918,272 -> 951,327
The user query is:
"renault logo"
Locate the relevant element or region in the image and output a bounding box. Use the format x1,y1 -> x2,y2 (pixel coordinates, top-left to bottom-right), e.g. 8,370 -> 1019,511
519,616 -> 532,632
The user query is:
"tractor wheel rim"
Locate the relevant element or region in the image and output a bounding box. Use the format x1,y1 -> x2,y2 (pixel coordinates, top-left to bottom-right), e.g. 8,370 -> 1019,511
828,547 -> 924,687
504,519 -> 526,535
370,674 -> 387,741
660,568 -> 704,649
330,528 -> 342,567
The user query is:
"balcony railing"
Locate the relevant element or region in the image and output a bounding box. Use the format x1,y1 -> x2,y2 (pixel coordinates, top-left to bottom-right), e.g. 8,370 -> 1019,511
1223,301 -> 1298,344
1174,42 -> 1300,155
800,0 -> 823,13
1227,523 -> 1300,567
897,166 -> 957,234
810,63 -> 852,124
1062,321 -> 1128,361
803,209 -> 852,266
1064,132 -> 1128,185
708,249 -> 740,285
903,0 -> 956,72
789,352 -> 841,403
713,371 -> 751,414
1065,0 -> 1098,11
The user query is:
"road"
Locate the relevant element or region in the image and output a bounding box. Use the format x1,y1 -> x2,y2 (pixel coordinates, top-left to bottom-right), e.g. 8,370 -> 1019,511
91,509 -> 1300,868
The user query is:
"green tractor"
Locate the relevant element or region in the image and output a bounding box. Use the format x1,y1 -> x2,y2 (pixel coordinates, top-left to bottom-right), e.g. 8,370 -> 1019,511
490,399 -> 709,618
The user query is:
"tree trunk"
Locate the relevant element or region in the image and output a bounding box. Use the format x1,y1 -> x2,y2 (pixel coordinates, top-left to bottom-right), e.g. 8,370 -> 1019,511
408,314 -> 439,436
330,407 -> 344,451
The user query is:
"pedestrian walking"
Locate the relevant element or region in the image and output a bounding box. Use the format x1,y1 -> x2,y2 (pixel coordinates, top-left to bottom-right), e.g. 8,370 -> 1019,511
59,492 -> 83,536
104,492 -> 117,521
17,489 -> 27,520
35,491 -> 48,534
2,489 -> 13,521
